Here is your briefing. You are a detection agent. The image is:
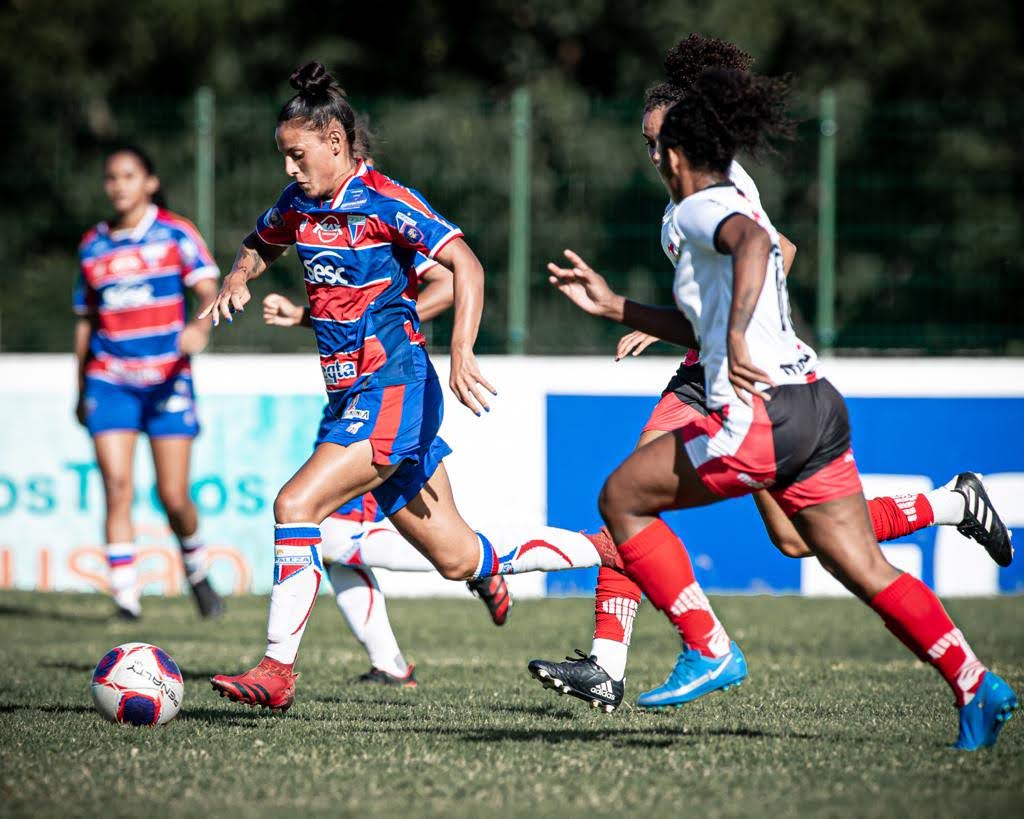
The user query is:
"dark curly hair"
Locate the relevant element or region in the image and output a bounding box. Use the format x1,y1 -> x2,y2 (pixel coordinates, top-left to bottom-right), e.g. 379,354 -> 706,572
278,61 -> 373,157
643,34 -> 755,113
658,68 -> 793,175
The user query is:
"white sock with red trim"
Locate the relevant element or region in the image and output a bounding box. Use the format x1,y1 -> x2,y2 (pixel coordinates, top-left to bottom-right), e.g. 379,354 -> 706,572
926,476 -> 967,526
265,523 -> 323,666
106,542 -> 140,615
327,563 -> 408,677
472,526 -> 602,577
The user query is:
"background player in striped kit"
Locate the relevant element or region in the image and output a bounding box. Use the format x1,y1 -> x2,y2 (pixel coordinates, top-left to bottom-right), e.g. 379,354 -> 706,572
528,35 -> 1013,714
74,146 -> 224,620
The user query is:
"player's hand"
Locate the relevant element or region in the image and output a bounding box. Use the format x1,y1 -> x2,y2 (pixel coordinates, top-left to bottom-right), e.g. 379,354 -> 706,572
179,323 -> 210,355
198,273 -> 250,327
449,347 -> 497,416
615,331 -> 658,361
263,293 -> 305,327
546,249 -> 623,319
727,331 -> 775,405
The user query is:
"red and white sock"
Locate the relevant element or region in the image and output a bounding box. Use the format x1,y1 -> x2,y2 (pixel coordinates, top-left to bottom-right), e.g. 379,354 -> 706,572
590,566 -> 642,681
106,542 -> 139,615
870,573 -> 987,706
867,479 -> 967,542
326,563 -> 408,677
617,519 -> 731,659
472,526 -> 604,577
265,523 -> 323,666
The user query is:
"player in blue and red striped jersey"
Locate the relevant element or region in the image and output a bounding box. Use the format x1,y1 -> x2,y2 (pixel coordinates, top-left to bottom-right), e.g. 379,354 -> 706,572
74,145 -> 224,620
262,247 -> 511,689
205,62 -> 625,712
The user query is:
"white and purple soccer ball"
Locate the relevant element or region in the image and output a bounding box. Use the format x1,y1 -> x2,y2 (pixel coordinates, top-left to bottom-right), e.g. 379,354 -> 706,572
90,642 -> 184,726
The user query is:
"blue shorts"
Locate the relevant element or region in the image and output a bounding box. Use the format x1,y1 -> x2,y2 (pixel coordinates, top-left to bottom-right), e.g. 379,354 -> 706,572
316,376 -> 451,517
84,373 -> 200,439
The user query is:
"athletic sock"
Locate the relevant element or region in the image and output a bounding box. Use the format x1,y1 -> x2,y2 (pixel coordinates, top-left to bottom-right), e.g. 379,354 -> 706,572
617,519 -> 731,659
265,523 -> 323,666
471,526 -> 604,578
926,477 -> 968,526
870,573 -> 987,706
106,542 -> 140,615
353,525 -> 435,571
867,494 -> 935,541
178,530 -> 208,584
327,563 -> 408,677
589,566 -> 641,680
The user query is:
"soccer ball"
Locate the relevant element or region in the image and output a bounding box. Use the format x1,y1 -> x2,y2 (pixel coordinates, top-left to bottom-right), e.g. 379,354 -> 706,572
90,642 -> 184,726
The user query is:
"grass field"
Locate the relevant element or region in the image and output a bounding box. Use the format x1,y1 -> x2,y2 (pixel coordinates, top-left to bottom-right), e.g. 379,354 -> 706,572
0,590 -> 1020,818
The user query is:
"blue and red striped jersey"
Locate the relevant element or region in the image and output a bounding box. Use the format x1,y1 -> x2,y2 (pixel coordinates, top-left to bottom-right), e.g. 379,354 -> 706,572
75,205 -> 218,387
255,160 -> 462,406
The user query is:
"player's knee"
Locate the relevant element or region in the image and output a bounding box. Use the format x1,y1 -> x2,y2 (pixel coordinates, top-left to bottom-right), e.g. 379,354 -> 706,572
157,487 -> 192,521
598,473 -> 629,528
104,475 -> 133,511
273,488 -> 313,524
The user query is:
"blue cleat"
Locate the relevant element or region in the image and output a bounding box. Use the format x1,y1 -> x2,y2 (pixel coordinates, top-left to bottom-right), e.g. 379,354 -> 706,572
955,671 -> 1018,750
637,641 -> 747,709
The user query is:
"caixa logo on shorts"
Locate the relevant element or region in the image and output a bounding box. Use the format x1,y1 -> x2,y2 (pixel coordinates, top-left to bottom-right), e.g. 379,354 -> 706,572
303,250 -> 349,286
322,359 -> 357,386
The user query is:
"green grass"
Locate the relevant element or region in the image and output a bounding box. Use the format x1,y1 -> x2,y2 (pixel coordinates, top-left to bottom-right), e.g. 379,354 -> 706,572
0,590 -> 1021,818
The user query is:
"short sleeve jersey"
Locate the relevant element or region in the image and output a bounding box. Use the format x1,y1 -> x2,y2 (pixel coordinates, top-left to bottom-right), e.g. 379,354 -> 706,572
659,161 -> 761,368
75,205 -> 218,387
672,182 -> 817,409
254,160 -> 462,405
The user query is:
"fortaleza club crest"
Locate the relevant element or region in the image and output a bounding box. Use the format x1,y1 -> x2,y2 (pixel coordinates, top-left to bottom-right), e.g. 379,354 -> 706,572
347,214 -> 366,244
395,212 -> 422,245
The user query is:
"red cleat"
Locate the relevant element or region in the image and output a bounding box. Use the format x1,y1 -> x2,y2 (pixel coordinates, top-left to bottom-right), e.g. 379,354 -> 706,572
467,575 -> 513,626
586,527 -> 623,571
210,657 -> 298,712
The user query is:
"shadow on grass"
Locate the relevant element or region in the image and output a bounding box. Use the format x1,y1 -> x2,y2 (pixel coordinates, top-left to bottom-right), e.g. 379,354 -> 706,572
40,659 -> 221,683
0,702 -> 95,715
0,604 -> 110,624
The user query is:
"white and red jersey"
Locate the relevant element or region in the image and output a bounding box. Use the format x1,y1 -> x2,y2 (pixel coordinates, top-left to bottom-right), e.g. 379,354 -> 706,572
660,161 -> 762,368
75,205 -> 218,387
671,181 -> 816,409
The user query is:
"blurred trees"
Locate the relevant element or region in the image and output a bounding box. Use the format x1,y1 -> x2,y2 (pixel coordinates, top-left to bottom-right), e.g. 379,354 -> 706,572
1,0 -> 1022,353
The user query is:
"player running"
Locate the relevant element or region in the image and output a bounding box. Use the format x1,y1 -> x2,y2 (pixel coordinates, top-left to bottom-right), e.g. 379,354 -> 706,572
74,145 -> 224,620
528,34 -> 1013,714
263,267 -> 511,687
205,62 -> 622,712
543,67 -> 1017,750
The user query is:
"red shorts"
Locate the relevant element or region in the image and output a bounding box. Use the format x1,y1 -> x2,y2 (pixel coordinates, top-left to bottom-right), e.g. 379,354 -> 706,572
643,363 -> 707,433
676,379 -> 862,517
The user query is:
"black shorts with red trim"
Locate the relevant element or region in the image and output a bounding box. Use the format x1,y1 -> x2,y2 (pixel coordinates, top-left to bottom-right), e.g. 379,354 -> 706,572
642,363 -> 708,432
678,378 -> 862,516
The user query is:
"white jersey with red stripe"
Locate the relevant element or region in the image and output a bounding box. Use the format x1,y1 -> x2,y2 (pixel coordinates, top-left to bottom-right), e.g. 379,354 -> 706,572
671,180 -> 817,410
660,161 -> 761,368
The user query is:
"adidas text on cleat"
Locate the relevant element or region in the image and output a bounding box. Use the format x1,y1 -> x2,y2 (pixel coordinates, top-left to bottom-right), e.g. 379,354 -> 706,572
211,657 -> 298,712
528,650 -> 624,712
955,671 -> 1018,750
355,664 -> 418,688
467,575 -> 512,626
189,577 -> 224,618
637,642 -> 747,709
953,473 -> 1013,567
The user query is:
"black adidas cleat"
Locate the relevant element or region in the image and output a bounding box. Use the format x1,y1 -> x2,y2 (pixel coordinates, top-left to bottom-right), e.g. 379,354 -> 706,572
953,473 -> 1013,567
114,605 -> 141,622
528,650 -> 624,713
467,576 -> 512,626
189,577 -> 225,618
355,664 -> 418,688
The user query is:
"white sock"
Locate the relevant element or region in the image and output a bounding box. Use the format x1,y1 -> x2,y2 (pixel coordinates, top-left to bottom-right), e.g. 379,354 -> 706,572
926,477 -> 967,526
327,563 -> 408,676
354,524 -> 435,571
591,638 -> 628,681
178,530 -> 208,584
473,526 -> 601,577
265,523 -> 323,665
106,542 -> 140,614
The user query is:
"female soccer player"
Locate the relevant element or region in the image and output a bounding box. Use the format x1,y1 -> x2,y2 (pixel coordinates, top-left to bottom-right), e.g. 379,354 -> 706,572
74,145 -> 224,620
205,62 -> 618,711
544,67 -> 1017,750
528,34 -> 1012,714
262,261 -> 511,688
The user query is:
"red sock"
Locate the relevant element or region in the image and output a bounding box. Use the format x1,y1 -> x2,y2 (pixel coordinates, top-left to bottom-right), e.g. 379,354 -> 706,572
867,495 -> 935,542
593,566 -> 642,645
870,573 -> 986,706
618,519 -> 730,658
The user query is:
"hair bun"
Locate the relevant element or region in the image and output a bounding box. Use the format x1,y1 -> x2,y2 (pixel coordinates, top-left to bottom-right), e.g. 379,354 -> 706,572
289,61 -> 342,98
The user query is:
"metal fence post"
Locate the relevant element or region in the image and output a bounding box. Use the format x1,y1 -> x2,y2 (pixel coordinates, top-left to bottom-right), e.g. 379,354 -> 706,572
195,87 -> 215,250
816,89 -> 837,352
507,87 -> 531,354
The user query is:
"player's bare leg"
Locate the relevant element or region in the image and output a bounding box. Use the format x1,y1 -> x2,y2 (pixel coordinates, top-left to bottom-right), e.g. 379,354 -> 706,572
151,436 -> 222,617
94,431 -> 140,618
